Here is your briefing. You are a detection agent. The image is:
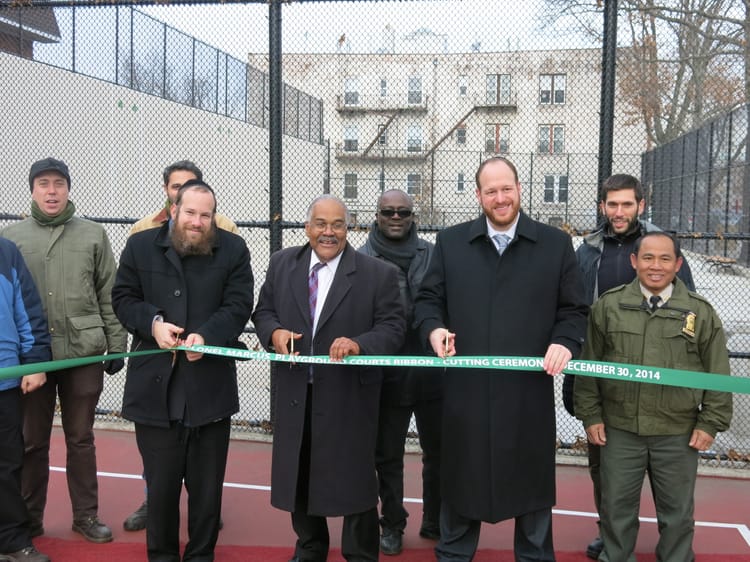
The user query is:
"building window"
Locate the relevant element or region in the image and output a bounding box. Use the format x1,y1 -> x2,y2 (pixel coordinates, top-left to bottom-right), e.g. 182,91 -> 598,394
380,78 -> 387,98
378,124 -> 388,146
344,173 -> 358,199
379,171 -> 386,191
457,172 -> 465,192
407,173 -> 422,195
458,75 -> 468,97
344,124 -> 359,152
539,74 -> 566,105
408,75 -> 422,105
544,175 -> 569,203
344,76 -> 359,106
407,124 -> 422,153
538,124 -> 564,154
485,74 -> 511,105
456,125 -> 466,145
485,123 -> 509,153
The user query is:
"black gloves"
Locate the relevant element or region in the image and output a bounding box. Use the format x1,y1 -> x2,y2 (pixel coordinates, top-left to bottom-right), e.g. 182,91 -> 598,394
103,358 -> 125,375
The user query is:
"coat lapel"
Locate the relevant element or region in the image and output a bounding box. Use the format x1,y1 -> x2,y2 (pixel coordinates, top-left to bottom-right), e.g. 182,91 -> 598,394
316,244 -> 354,335
290,245 -> 314,331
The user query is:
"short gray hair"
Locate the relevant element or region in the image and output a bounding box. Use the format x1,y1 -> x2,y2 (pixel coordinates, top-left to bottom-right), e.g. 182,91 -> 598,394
305,194 -> 351,223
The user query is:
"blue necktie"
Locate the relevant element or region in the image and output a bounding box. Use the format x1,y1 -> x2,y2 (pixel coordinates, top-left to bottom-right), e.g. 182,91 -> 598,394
493,233 -> 510,255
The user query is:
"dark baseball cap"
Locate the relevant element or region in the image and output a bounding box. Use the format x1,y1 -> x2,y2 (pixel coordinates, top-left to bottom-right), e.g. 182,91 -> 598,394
28,158 -> 71,191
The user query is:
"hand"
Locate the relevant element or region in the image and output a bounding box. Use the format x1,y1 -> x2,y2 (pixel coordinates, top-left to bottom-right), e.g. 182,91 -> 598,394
271,329 -> 302,355
21,373 -> 46,394
152,319 -> 184,349
182,333 -> 205,362
103,358 -> 125,375
329,337 -> 360,361
689,428 -> 714,451
585,423 -> 607,446
542,343 -> 572,376
428,328 -> 455,358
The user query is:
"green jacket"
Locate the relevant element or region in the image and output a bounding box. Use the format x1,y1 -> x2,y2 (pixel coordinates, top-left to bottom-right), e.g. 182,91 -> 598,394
574,277 -> 732,437
2,217 -> 126,360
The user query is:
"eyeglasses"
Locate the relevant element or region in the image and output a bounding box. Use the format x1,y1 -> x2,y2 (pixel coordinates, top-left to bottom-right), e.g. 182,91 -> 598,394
379,209 -> 413,218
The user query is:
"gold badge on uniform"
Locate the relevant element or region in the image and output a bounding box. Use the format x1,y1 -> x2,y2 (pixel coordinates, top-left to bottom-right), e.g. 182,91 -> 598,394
682,312 -> 696,337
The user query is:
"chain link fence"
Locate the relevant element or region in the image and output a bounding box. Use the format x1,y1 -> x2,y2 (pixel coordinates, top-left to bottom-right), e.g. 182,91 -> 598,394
0,0 -> 747,468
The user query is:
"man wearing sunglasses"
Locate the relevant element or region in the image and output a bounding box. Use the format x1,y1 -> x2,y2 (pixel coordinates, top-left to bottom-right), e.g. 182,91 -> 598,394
359,190 -> 442,556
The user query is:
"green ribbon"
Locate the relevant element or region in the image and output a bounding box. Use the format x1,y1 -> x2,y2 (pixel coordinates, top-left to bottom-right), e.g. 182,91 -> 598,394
1,344 -> 748,395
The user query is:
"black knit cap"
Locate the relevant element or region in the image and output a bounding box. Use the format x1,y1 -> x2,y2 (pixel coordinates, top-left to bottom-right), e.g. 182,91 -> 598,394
28,157 -> 71,191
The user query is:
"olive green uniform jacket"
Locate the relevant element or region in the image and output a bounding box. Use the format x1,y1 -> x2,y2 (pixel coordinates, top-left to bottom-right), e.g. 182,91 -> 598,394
2,217 -> 127,360
574,277 -> 732,437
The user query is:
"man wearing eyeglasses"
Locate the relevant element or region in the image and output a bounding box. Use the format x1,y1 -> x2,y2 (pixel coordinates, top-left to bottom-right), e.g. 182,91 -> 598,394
358,190 -> 441,556
252,194 -> 406,562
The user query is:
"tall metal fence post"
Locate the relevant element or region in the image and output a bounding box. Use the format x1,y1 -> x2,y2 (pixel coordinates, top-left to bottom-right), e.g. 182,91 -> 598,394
597,0 -> 618,198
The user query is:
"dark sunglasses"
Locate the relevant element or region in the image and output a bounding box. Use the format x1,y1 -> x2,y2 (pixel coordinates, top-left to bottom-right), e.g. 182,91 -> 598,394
379,209 -> 413,218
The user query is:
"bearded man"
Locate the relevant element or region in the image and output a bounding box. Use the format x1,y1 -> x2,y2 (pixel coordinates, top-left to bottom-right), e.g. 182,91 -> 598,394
112,180 -> 254,562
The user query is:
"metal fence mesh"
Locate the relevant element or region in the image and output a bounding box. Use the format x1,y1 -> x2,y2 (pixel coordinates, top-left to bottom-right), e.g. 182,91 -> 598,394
0,0 -> 747,468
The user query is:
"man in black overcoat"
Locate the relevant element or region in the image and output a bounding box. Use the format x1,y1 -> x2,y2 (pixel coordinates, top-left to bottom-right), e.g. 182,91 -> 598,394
252,194 -> 406,562
414,156 -> 588,561
112,180 -> 254,561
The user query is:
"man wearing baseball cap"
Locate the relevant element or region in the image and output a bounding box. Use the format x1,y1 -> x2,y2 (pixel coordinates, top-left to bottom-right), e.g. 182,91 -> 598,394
2,157 -> 127,544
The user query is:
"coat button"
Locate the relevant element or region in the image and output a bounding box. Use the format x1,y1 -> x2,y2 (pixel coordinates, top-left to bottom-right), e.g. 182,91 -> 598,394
174,289 -> 181,297
291,400 -> 299,406
155,376 -> 162,383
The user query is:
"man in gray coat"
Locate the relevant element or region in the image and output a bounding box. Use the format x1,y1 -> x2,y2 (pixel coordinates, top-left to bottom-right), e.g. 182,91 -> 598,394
414,156 -> 588,561
252,195 -> 405,562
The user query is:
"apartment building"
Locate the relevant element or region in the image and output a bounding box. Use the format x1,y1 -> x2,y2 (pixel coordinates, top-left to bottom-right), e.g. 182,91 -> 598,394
250,44 -> 643,229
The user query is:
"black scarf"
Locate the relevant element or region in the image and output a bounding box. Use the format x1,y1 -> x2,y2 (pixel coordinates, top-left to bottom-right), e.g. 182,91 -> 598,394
31,200 -> 76,226
368,221 -> 418,272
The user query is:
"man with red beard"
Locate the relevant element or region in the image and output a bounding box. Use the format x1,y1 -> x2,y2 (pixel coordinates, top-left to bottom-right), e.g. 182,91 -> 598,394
414,156 -> 588,561
112,180 -> 253,562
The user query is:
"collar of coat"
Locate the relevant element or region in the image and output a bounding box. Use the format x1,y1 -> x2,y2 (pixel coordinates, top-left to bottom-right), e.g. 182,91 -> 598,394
466,211 -> 537,245
616,276 -> 692,312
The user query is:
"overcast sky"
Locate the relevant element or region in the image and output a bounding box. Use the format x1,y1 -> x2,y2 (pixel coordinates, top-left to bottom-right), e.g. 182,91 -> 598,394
139,0 -> 598,58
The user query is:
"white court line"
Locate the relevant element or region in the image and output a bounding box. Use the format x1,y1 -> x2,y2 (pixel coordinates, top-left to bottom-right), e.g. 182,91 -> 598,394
50,466 -> 750,549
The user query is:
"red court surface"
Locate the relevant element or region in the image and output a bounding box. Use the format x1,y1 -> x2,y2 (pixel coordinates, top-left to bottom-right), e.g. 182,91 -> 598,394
32,426 -> 750,561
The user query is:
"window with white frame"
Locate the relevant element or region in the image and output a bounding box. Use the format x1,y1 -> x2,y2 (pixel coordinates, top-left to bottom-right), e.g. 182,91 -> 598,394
344,173 -> 358,199
380,78 -> 387,98
408,75 -> 422,105
456,125 -> 466,145
539,74 -> 566,105
407,124 -> 422,152
407,173 -> 422,195
544,175 -> 569,203
484,123 -> 509,153
377,124 -> 388,146
458,75 -> 468,97
457,172 -> 465,192
485,74 -> 511,105
538,124 -> 564,154
344,124 -> 359,152
344,76 -> 359,106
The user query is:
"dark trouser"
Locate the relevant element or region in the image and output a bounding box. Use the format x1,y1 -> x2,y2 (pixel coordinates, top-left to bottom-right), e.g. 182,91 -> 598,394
0,387 -> 31,553
136,418 -> 230,562
292,384 -> 379,562
436,502 -> 554,561
588,442 -> 602,516
22,363 -> 103,524
376,394 -> 442,531
599,427 -> 697,562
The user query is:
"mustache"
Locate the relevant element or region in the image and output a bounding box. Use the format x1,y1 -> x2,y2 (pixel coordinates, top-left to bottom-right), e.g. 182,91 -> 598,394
317,235 -> 338,243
